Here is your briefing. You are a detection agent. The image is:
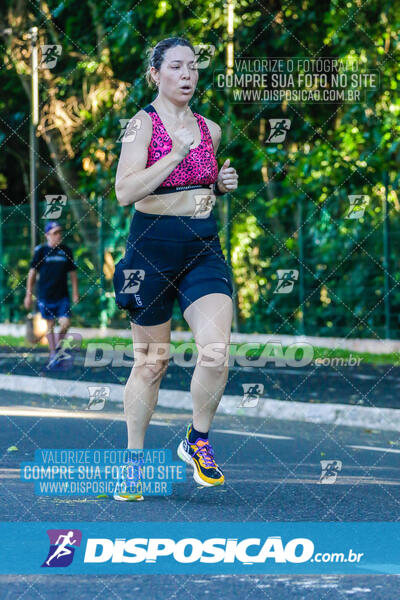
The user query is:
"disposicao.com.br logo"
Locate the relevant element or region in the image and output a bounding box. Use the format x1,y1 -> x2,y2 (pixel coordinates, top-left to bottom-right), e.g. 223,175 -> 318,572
83,536 -> 363,565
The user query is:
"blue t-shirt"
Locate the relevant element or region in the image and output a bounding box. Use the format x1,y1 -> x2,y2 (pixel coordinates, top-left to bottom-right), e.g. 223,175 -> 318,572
30,243 -> 77,301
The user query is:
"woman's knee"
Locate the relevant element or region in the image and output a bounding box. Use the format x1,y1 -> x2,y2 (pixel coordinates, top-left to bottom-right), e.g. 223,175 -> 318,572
210,362 -> 229,379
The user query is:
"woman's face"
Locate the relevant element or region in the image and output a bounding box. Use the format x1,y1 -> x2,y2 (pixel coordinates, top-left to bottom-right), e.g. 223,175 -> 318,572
152,45 -> 199,104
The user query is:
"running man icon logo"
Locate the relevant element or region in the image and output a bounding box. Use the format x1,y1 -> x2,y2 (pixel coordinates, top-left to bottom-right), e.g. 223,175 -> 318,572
192,194 -> 216,219
42,195 -> 67,219
87,386 -> 110,410
274,269 -> 299,294
346,195 -> 369,219
120,269 -> 145,294
41,529 -> 82,567
193,45 -> 216,69
117,118 -> 142,143
39,45 -> 62,69
266,119 -> 291,143
238,383 -> 264,408
319,460 -> 342,484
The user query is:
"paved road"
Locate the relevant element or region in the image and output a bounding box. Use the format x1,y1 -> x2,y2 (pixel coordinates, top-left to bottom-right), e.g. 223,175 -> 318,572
1,390 -> 400,598
0,572 -> 399,599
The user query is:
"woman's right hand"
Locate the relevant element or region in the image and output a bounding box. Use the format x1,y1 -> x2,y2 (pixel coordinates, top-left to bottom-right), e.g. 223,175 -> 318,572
171,126 -> 194,160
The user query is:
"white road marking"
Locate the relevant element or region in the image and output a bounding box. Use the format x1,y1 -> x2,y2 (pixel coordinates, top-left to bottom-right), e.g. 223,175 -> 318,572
213,428 -> 293,440
348,444 -> 400,454
0,406 -> 169,427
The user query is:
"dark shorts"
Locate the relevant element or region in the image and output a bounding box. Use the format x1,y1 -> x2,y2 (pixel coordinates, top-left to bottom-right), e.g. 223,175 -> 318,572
113,210 -> 233,326
37,297 -> 71,320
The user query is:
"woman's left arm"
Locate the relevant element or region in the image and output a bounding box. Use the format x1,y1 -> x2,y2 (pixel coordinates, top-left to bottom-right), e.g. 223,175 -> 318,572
205,118 -> 239,194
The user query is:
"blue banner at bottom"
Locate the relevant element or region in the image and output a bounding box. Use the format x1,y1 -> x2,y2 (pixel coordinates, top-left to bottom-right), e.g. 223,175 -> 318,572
1,522 -> 399,574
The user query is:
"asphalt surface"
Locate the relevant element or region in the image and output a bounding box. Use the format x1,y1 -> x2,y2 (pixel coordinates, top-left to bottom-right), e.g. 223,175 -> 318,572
2,392 -> 400,522
0,573 -> 399,599
1,342 -> 400,598
1,388 -> 400,598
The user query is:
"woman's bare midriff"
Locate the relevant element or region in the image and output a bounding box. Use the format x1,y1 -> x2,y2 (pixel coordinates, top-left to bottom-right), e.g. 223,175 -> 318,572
134,187 -> 216,217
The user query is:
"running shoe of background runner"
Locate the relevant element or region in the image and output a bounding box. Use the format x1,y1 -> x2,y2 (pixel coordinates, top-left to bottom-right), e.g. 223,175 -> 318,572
177,424 -> 224,487
39,353 -> 59,374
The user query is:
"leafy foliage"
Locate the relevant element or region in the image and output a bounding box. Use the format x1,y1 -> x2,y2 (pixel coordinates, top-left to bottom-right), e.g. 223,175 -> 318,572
1,0 -> 400,337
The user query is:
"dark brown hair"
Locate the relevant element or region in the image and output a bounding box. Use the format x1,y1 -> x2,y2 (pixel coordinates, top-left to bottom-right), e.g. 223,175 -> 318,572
145,37 -> 196,88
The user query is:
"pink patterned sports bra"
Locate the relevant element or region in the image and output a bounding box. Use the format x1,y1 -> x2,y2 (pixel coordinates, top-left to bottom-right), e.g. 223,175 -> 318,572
143,104 -> 219,195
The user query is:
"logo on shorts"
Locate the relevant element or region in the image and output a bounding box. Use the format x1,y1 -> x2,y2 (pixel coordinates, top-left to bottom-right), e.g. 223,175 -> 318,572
41,529 -> 82,567
121,269 -> 145,293
266,119 -> 291,143
238,383 -> 264,408
274,269 -> 299,294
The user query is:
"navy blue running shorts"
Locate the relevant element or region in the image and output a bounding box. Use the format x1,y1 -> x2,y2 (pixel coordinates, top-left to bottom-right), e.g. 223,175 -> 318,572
113,209 -> 233,326
37,297 -> 71,320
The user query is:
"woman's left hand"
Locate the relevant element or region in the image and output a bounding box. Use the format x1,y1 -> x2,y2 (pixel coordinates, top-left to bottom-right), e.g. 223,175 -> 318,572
217,159 -> 238,193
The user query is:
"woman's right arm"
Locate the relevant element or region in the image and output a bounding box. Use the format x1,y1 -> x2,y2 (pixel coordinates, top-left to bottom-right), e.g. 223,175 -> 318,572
115,110 -> 193,206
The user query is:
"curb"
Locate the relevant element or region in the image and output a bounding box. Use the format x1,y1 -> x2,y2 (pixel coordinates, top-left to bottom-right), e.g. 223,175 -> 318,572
1,374 -> 400,432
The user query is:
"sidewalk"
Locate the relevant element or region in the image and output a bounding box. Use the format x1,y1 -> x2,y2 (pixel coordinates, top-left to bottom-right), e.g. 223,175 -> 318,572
2,372 -> 400,432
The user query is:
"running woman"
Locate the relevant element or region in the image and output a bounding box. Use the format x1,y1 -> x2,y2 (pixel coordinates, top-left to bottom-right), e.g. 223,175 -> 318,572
24,221 -> 79,369
113,37 -> 238,501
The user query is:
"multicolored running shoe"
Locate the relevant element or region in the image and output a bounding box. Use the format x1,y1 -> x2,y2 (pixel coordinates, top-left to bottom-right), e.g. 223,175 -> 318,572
113,460 -> 144,502
177,424 -> 225,487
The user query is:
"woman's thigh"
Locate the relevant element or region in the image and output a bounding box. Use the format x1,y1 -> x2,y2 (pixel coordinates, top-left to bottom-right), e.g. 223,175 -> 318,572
183,294 -> 232,368
184,292 -> 232,344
